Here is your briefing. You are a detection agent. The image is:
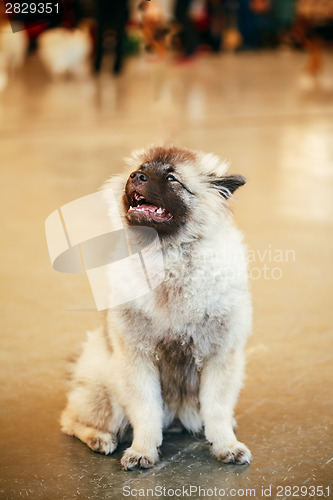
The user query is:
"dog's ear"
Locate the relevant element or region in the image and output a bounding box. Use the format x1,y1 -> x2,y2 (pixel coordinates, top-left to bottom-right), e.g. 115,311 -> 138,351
212,175 -> 247,199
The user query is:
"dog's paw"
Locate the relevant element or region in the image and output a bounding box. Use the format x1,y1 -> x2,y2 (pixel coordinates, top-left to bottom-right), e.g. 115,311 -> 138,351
212,441 -> 251,465
121,447 -> 158,471
86,431 -> 117,455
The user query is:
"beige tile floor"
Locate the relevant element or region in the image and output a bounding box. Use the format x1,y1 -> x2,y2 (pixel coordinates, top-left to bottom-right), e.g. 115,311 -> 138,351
0,50 -> 332,499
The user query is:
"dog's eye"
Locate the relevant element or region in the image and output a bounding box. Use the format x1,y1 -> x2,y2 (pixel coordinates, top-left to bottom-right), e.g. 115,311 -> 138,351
166,174 -> 176,182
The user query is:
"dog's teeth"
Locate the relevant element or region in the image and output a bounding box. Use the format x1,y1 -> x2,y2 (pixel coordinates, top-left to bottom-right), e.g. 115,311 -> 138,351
156,208 -> 164,214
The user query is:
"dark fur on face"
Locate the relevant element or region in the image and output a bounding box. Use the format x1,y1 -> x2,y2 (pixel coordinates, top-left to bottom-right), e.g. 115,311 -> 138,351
122,146 -> 246,238
123,148 -> 194,236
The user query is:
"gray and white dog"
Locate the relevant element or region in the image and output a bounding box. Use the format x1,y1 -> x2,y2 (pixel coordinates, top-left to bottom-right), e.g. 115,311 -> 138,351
61,145 -> 252,470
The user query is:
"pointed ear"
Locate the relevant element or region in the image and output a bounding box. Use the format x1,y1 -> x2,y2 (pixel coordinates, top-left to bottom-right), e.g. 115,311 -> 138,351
212,175 -> 247,199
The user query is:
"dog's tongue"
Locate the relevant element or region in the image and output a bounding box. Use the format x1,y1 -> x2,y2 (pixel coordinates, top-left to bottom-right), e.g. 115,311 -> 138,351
128,204 -> 172,222
134,204 -> 158,214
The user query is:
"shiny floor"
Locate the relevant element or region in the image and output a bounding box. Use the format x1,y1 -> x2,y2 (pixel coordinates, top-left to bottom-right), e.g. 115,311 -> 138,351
1,50 -> 332,499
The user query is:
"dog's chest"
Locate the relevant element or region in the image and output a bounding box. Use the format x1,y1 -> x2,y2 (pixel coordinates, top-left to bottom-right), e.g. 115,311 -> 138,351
119,245 -> 233,358
122,283 -> 229,361
154,251 -> 230,326
154,336 -> 200,407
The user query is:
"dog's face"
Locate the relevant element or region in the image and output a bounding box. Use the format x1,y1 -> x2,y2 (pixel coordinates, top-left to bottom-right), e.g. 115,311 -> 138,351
122,146 -> 247,238
123,163 -> 190,236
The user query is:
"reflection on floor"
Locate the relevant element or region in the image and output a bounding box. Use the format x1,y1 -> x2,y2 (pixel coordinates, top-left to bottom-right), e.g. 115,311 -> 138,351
0,50 -> 332,499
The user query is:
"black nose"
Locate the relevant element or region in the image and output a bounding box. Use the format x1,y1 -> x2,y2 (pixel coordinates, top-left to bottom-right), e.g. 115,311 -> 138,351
130,171 -> 148,183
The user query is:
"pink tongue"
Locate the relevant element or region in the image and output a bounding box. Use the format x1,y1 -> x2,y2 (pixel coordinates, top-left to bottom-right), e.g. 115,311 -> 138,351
129,204 -> 171,221
137,204 -> 158,213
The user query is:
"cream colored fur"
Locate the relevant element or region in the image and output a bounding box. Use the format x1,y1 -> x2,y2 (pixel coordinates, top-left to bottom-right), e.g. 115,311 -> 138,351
61,146 -> 252,469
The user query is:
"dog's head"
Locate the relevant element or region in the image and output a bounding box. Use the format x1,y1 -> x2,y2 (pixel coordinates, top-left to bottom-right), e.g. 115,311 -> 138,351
122,145 -> 246,239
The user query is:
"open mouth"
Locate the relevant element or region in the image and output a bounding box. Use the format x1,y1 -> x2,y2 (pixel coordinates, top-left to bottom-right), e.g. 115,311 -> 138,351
127,192 -> 173,223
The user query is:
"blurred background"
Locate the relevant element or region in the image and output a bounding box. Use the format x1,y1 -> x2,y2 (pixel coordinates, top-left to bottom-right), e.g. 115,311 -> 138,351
1,0 -> 333,82
0,1 -> 332,499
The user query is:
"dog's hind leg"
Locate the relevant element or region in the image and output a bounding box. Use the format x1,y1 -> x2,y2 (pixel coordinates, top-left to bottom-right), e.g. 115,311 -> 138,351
60,383 -> 126,455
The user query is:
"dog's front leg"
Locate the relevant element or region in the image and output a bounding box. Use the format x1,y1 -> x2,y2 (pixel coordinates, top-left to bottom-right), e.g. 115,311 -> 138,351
118,353 -> 163,470
200,347 -> 251,464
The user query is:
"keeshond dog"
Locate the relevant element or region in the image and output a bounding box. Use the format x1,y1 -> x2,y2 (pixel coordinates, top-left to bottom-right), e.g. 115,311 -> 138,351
61,145 -> 252,470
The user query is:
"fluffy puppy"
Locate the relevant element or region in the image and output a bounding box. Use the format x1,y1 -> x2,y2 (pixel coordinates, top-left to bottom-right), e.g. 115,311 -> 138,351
61,145 -> 252,470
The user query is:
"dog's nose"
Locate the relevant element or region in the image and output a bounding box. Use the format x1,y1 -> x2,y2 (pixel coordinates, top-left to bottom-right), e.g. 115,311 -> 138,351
130,171 -> 148,183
